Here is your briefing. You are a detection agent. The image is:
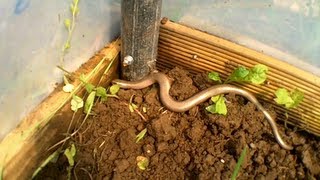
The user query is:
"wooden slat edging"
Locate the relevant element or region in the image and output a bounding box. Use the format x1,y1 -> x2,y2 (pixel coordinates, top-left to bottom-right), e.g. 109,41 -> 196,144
157,19 -> 320,136
0,38 -> 121,179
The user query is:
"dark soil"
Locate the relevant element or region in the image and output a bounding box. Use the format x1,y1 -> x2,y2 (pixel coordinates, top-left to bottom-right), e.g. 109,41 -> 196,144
36,67 -> 320,180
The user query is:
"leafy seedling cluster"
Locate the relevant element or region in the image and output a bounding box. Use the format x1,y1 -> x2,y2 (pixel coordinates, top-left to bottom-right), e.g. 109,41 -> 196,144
62,0 -> 80,54
274,88 -> 304,109
207,64 -> 268,115
206,64 -> 304,120
60,0 -> 80,91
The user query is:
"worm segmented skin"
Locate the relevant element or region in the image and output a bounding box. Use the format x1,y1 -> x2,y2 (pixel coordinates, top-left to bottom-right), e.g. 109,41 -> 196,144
112,72 -> 293,150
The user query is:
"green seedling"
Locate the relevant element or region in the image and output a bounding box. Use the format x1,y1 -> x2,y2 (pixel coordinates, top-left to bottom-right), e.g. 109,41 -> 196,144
208,71 -> 222,83
136,128 -> 147,143
274,88 -> 304,109
59,0 -> 80,89
225,64 -> 268,85
84,91 -> 96,114
62,0 -> 80,53
129,103 -> 138,112
62,75 -> 75,93
136,156 -> 149,170
206,64 -> 268,115
231,146 -> 247,180
80,73 -> 120,102
71,95 -> 84,112
274,88 -> 304,124
109,84 -> 120,95
129,95 -> 138,112
206,95 -> 227,115
64,143 -> 76,180
32,148 -> 61,179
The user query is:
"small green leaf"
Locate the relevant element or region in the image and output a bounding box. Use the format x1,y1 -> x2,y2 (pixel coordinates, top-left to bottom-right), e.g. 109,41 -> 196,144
64,144 -> 76,167
211,95 -> 221,103
84,91 -> 96,114
136,128 -> 147,143
290,89 -> 304,108
274,88 -> 294,108
73,0 -> 79,5
109,84 -> 120,95
64,19 -> 71,29
246,64 -> 268,84
227,64 -> 268,84
70,4 -> 79,15
274,88 -> 304,109
85,83 -> 95,93
229,66 -> 250,82
129,103 -> 138,112
71,95 -> 83,111
96,86 -> 107,98
206,95 -> 227,115
65,144 -> 75,180
136,156 -> 149,170
208,71 -> 221,83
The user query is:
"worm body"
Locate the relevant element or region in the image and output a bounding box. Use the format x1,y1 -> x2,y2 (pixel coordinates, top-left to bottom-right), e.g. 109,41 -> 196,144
112,72 -> 293,150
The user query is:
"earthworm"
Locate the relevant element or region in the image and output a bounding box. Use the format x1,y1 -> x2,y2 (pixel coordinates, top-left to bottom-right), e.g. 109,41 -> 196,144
112,72 -> 293,150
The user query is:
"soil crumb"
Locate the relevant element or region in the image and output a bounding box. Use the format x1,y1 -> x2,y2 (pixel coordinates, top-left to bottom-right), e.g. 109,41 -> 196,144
36,66 -> 320,180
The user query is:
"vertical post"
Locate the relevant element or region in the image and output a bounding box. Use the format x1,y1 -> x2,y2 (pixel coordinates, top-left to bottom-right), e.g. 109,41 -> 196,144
121,0 -> 162,81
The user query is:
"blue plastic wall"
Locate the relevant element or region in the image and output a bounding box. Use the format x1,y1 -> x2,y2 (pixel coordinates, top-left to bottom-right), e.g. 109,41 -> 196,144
0,0 -> 319,139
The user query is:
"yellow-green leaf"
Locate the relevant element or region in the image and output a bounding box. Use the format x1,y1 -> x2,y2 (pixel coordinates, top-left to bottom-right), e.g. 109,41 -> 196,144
142,107 -> 147,113
208,71 -> 221,83
84,91 -> 96,114
136,156 -> 149,170
246,64 -> 268,84
64,19 -> 71,29
85,83 -> 95,93
274,88 -> 304,109
136,128 -> 147,143
109,84 -> 120,95
206,95 -> 227,115
64,144 -> 76,167
96,86 -> 107,98
290,89 -> 304,108
228,66 -> 250,82
71,95 -> 83,111
211,95 -> 221,103
129,103 -> 138,112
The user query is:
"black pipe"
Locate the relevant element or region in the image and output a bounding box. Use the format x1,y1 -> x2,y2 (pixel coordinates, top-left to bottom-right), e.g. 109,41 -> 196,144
120,0 -> 162,81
